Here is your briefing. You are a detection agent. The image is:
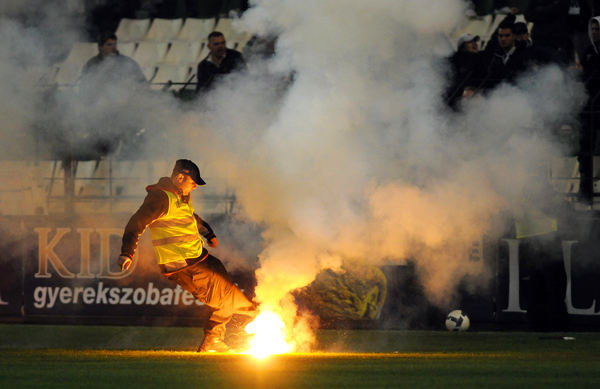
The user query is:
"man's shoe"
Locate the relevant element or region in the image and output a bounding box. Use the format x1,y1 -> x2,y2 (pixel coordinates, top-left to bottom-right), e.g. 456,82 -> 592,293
198,336 -> 231,353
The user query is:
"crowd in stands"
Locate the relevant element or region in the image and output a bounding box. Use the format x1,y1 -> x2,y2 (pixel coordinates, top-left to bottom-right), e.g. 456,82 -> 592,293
447,2 -> 600,108
448,1 -> 600,204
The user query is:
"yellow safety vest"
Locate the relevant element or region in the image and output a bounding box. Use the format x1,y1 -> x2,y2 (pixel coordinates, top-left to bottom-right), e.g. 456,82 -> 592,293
148,190 -> 204,265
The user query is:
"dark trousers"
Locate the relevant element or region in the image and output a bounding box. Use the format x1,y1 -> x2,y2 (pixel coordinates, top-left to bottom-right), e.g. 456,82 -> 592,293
167,255 -> 253,339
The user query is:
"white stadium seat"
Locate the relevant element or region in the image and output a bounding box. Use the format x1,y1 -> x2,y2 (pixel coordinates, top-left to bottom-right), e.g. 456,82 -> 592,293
144,18 -> 184,42
162,41 -> 202,65
215,18 -> 252,42
185,65 -> 198,91
54,63 -> 83,87
141,65 -> 158,81
177,18 -> 215,42
132,42 -> 169,66
214,18 -> 235,38
115,18 -> 151,42
63,42 -> 98,67
150,64 -> 191,90
118,42 -> 137,58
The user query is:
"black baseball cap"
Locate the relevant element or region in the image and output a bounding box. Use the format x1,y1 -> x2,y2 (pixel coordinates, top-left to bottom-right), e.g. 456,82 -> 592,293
172,159 -> 206,186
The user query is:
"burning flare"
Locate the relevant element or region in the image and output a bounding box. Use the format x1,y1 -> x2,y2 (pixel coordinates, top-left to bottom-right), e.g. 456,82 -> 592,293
244,310 -> 292,358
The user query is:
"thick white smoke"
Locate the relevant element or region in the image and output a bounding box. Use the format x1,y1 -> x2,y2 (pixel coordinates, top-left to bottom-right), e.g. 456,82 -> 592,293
190,0 -> 586,330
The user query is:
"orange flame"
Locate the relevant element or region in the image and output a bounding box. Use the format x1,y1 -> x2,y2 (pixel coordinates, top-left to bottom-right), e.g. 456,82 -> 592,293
243,310 -> 292,358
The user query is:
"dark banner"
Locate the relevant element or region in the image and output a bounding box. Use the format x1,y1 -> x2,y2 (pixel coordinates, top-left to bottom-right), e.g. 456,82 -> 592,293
1,214 -> 600,329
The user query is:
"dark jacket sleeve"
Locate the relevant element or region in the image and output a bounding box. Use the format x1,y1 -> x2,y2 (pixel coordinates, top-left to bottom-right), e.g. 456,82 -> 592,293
194,214 -> 216,241
196,60 -> 215,93
121,190 -> 169,258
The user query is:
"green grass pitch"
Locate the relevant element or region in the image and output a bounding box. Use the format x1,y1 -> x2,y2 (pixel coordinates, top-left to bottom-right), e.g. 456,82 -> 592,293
1,324 -> 599,388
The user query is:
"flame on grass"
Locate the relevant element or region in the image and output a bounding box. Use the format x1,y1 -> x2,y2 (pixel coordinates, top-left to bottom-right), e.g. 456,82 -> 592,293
244,310 -> 292,358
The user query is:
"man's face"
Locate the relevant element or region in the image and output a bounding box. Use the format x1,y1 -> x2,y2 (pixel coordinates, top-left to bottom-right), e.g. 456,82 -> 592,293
463,40 -> 479,53
498,28 -> 516,50
516,32 -> 529,42
99,39 -> 117,57
592,22 -> 600,43
207,35 -> 227,59
176,174 -> 197,196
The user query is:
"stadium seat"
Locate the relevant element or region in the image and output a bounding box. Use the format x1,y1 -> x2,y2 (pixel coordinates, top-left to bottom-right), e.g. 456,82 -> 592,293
177,18 -> 215,42
62,42 -> 98,67
115,18 -> 151,42
150,64 -> 191,90
214,18 -> 234,36
143,18 -> 184,42
185,65 -> 198,91
234,34 -> 253,52
214,18 -> 248,42
132,42 -> 169,66
118,42 -> 137,58
162,41 -> 202,65
141,65 -> 158,81
54,63 -> 84,87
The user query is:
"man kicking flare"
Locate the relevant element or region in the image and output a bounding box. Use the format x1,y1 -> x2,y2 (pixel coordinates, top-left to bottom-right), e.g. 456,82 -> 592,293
118,159 -> 258,352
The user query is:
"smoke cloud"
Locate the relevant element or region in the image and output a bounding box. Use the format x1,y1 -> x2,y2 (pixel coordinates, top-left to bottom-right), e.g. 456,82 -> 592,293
193,0 -> 586,326
0,0 -> 589,347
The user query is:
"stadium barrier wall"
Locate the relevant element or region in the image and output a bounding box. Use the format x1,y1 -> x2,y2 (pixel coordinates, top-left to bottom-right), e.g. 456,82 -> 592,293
0,214 -> 599,329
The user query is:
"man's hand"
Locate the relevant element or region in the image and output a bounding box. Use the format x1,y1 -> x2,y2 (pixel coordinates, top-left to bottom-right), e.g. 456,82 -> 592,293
208,237 -> 218,248
119,254 -> 133,271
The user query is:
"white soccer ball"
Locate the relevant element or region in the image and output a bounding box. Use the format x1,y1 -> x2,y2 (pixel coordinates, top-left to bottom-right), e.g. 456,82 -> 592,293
445,310 -> 470,332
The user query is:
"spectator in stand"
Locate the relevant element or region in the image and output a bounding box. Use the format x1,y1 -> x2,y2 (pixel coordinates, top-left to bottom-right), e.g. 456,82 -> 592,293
483,7 -> 520,55
567,0 -> 592,64
484,21 -> 533,89
80,31 -> 147,97
514,22 -> 532,46
446,34 -> 485,108
579,16 -> 600,84
524,0 -> 571,64
196,31 -> 248,94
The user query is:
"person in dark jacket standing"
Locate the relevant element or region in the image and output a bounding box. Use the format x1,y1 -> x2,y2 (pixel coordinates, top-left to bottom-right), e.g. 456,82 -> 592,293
119,160 -> 259,353
196,31 -> 248,93
524,0 -> 571,64
485,21 -> 533,89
